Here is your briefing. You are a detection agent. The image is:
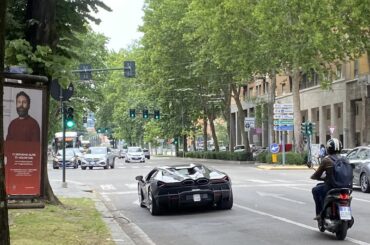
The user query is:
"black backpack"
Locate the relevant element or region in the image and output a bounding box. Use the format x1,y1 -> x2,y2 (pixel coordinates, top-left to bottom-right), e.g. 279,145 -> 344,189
329,155 -> 353,188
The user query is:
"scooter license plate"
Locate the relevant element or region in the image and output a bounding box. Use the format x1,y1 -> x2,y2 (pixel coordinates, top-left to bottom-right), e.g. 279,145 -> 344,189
339,206 -> 352,220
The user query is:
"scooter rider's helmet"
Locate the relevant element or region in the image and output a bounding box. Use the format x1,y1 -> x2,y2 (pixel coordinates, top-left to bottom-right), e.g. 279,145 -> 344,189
326,138 -> 343,155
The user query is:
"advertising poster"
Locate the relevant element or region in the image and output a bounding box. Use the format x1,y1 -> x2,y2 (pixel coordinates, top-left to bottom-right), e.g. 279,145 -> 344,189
3,86 -> 42,196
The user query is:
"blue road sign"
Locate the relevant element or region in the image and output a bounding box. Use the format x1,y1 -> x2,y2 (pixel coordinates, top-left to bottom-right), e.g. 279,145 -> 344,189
270,143 -> 280,154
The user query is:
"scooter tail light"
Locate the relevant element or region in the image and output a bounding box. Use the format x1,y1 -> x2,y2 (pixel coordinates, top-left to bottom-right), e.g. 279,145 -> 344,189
339,193 -> 350,200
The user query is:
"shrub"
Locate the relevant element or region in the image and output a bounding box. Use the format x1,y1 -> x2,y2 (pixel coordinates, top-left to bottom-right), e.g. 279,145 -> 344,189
184,151 -> 253,161
266,152 -> 305,165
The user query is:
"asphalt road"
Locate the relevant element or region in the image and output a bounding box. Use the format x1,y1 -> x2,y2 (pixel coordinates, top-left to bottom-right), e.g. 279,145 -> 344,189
48,156 -> 370,245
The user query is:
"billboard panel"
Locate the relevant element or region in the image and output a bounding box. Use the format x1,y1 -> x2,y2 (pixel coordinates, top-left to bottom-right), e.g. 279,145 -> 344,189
3,86 -> 42,196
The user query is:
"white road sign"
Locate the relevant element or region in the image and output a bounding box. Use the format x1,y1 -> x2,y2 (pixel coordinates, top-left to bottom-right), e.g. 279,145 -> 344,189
244,117 -> 255,131
273,114 -> 294,119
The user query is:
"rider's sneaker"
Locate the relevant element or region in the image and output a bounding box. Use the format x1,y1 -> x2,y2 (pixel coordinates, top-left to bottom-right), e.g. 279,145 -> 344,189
313,215 -> 320,220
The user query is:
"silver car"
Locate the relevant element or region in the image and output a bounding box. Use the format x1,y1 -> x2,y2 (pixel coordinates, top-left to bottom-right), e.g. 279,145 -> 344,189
345,146 -> 370,193
80,146 -> 115,170
125,146 -> 145,163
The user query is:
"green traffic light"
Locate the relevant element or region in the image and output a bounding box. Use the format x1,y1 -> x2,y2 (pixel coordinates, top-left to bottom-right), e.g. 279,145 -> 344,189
66,120 -> 75,128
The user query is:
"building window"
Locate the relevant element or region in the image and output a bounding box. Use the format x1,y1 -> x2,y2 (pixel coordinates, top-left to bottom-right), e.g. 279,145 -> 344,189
354,59 -> 359,78
356,103 -> 359,115
289,76 -> 292,92
336,65 -> 342,79
337,107 -> 341,119
302,116 -> 306,122
282,83 -> 286,94
326,108 -> 330,120
317,110 -> 320,121
249,88 -> 254,98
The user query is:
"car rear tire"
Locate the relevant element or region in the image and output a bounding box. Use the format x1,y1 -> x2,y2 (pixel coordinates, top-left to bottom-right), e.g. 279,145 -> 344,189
360,173 -> 370,193
81,166 -> 86,170
89,166 -> 93,170
138,186 -> 146,208
148,189 -> 160,215
218,190 -> 233,210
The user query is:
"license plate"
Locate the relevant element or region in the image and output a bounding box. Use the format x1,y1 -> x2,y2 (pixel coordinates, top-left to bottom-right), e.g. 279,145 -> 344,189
193,194 -> 201,202
339,206 -> 352,220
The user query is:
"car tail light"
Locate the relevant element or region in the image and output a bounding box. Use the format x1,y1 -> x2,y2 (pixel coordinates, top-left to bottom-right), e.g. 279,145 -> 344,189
210,176 -> 230,184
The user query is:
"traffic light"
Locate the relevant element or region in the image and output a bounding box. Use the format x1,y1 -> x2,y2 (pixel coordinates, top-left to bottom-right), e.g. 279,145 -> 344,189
124,61 -> 136,78
143,109 -> 149,119
154,110 -> 160,120
172,137 -> 178,145
97,128 -> 102,133
129,109 -> 136,118
83,116 -> 87,123
301,122 -> 307,135
65,107 -> 75,128
307,122 -> 315,135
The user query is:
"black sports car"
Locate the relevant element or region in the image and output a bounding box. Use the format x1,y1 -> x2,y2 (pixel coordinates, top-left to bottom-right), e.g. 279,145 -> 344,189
135,163 -> 233,215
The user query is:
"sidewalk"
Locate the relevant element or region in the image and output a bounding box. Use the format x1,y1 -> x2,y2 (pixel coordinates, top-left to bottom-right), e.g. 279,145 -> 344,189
50,179 -> 135,245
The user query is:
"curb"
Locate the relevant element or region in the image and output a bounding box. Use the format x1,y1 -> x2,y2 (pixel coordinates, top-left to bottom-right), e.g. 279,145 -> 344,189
256,164 -> 310,170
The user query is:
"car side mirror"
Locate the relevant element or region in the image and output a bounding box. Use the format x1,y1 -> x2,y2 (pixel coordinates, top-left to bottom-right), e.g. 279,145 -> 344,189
135,175 -> 144,182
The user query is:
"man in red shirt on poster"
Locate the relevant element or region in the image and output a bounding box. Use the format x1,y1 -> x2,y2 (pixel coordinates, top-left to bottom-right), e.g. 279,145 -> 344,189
6,91 -> 40,142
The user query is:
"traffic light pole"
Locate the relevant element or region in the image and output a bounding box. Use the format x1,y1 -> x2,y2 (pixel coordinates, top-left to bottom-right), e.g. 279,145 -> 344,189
61,100 -> 67,188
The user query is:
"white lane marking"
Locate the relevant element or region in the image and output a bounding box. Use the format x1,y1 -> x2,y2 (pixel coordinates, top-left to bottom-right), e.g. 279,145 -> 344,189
125,183 -> 138,189
248,179 -> 271,184
271,179 -> 291,183
101,194 -> 111,202
101,191 -> 137,195
233,183 -> 310,188
234,203 -> 370,245
100,184 -> 116,191
353,198 -> 370,203
256,191 -> 305,205
288,186 -> 370,203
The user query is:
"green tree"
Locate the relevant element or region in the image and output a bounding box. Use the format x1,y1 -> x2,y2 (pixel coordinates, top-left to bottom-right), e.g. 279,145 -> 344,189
0,0 -> 10,243
254,0 -> 370,151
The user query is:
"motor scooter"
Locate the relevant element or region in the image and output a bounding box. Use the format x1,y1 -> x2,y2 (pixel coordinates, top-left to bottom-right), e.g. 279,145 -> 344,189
317,188 -> 354,240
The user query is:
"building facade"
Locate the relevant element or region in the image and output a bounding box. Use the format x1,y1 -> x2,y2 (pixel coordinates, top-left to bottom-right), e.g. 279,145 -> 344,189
230,55 -> 370,149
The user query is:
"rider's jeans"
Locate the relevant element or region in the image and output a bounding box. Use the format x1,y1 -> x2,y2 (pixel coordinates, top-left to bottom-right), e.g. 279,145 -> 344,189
312,183 -> 329,215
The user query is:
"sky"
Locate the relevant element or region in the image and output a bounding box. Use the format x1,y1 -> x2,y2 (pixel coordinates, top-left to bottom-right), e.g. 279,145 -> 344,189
91,0 -> 145,52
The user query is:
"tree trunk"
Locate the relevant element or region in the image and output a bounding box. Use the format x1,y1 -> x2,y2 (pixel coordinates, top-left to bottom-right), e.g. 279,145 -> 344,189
25,0 -> 60,204
292,70 -> 303,152
222,84 -> 232,151
203,115 -> 208,151
231,84 -> 251,152
0,0 -> 10,243
208,112 -> 219,151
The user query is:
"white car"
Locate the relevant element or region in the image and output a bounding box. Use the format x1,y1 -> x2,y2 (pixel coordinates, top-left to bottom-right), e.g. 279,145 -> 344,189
125,147 -> 145,163
80,146 -> 115,170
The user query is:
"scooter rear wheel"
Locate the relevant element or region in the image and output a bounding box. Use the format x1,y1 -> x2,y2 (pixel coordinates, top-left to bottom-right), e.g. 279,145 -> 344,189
335,221 -> 348,240
318,220 -> 325,232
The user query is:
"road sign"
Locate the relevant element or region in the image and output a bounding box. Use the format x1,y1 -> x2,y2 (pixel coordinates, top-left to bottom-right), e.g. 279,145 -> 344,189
244,117 -> 255,131
270,143 -> 280,154
273,103 -> 293,109
274,125 -> 294,131
273,108 -> 294,114
329,126 -> 335,134
273,119 -> 294,125
273,114 -> 294,120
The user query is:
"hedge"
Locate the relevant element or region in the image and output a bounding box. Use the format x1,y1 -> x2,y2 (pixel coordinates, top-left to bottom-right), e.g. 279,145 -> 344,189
257,151 -> 306,165
183,151 -> 254,161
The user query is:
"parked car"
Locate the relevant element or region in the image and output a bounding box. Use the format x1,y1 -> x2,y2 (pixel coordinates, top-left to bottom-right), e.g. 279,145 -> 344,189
135,163 -> 233,215
143,148 -> 150,159
125,146 -> 145,163
340,148 -> 352,158
234,145 -> 245,152
345,146 -> 370,193
53,148 -> 79,169
80,146 -> 115,170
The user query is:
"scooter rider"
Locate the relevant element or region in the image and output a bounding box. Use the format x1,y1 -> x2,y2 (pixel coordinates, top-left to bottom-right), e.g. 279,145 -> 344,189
311,138 -> 342,220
